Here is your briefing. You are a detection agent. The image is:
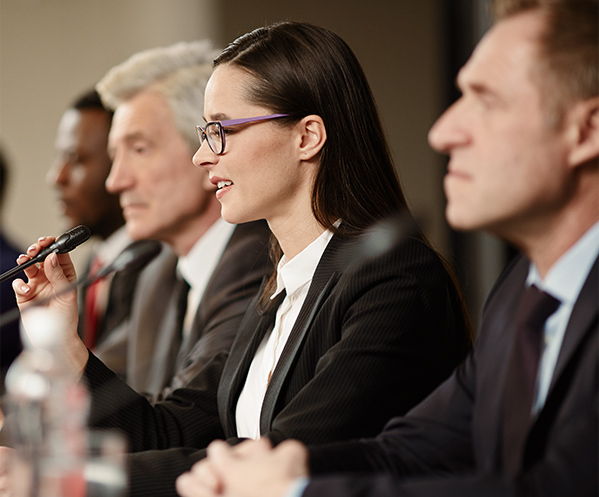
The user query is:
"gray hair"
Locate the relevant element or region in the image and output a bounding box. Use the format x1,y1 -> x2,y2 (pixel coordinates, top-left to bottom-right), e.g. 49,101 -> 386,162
97,40 -> 221,152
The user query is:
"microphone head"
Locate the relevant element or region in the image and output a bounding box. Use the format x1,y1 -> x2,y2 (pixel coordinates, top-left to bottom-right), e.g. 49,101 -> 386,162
360,214 -> 418,259
333,213 -> 419,271
55,225 -> 92,253
110,239 -> 163,273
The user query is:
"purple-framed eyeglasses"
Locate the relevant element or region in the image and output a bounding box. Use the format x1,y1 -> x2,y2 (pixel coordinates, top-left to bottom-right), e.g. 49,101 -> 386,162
196,113 -> 290,155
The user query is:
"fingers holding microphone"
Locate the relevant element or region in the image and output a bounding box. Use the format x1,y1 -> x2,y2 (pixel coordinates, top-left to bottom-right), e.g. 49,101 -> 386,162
10,232 -> 88,376
12,235 -> 77,309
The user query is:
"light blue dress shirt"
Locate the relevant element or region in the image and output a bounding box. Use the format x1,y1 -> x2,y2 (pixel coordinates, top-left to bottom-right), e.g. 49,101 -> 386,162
285,476 -> 309,497
527,220 -> 599,413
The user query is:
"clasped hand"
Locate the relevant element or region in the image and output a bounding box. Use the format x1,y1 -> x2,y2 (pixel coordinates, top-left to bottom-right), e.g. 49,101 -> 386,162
176,438 -> 309,497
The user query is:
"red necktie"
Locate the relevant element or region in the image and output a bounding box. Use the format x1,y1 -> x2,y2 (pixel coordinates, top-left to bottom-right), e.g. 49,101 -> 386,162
83,256 -> 104,348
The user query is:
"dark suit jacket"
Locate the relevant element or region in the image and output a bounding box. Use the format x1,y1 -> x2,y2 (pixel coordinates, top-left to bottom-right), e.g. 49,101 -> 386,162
94,220 -> 272,400
0,232 -> 23,384
83,232 -> 471,497
306,255 -> 598,497
77,231 -> 140,350
88,249 -> 152,377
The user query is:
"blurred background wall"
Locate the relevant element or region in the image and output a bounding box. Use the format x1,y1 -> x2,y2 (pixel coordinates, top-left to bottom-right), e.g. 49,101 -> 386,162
0,0 -> 510,325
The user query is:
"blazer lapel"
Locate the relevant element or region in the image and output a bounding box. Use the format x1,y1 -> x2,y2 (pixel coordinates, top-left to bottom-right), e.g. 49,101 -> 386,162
100,266 -> 139,338
126,248 -> 179,392
175,221 -> 267,370
259,235 -> 347,434
480,257 -> 528,466
217,289 -> 283,436
176,299 -> 203,369
521,257 -> 598,469
546,257 -> 598,398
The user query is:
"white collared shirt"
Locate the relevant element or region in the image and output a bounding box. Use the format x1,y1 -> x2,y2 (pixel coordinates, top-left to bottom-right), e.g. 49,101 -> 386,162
235,228 -> 335,439
528,221 -> 599,414
177,218 -> 236,336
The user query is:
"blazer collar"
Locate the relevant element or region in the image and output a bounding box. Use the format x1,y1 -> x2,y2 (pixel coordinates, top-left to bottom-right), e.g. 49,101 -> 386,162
217,283 -> 282,437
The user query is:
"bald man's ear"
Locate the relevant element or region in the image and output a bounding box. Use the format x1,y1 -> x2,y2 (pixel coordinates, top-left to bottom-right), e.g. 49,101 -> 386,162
297,115 -> 327,162
567,97 -> 599,168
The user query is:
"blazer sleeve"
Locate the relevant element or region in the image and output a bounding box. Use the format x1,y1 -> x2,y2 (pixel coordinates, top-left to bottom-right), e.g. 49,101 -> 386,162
305,331 -> 598,497
303,389 -> 598,497
306,352 -> 478,479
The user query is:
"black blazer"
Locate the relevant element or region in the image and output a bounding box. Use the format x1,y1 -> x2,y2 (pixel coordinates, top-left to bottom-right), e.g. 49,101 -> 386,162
306,255 -> 598,497
93,220 -> 272,400
83,232 -> 470,497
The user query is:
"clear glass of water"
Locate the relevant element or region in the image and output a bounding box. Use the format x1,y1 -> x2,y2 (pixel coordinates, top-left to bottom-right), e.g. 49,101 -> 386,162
84,429 -> 128,497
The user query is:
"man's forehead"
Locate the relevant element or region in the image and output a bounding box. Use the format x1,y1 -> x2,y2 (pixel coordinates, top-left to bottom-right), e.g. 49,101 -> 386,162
458,10 -> 544,89
110,102 -> 162,141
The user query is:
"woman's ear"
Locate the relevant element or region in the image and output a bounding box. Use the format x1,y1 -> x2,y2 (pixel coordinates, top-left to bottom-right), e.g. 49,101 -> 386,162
297,115 -> 327,161
566,97 -> 599,168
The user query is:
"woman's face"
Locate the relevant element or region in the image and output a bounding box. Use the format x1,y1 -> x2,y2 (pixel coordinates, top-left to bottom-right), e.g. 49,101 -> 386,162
193,64 -> 315,230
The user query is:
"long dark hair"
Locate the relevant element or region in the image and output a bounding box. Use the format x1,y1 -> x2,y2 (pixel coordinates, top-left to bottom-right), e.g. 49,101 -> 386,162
215,22 -> 408,233
216,22 -> 472,341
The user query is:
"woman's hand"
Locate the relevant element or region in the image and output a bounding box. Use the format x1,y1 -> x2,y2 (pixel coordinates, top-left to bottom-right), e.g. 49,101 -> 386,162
12,236 -> 89,377
176,439 -> 309,497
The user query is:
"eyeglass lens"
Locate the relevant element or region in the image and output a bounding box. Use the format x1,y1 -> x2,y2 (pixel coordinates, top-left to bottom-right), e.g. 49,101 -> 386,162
205,123 -> 223,154
197,123 -> 223,155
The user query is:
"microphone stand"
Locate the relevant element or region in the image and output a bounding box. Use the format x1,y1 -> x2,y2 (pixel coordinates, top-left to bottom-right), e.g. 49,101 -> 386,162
0,269 -> 110,330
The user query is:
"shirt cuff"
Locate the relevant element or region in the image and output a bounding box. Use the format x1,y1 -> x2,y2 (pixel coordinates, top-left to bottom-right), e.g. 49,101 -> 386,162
284,476 -> 310,497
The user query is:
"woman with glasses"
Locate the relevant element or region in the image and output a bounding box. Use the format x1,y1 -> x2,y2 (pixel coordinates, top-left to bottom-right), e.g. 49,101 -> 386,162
12,22 -> 472,497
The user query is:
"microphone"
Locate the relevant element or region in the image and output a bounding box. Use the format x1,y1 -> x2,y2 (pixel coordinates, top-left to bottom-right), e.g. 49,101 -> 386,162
85,239 -> 162,285
0,239 -> 162,328
359,214 -> 419,259
0,225 -> 92,283
333,213 -> 419,271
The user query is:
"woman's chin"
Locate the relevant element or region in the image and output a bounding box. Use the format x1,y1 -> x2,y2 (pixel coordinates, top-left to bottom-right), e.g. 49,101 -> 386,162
221,210 -> 251,226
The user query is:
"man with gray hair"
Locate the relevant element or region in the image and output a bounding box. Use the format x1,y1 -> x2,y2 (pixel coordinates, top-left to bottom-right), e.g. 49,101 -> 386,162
93,40 -> 271,400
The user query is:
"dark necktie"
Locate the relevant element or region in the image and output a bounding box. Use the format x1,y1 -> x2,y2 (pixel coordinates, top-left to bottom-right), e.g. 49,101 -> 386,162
502,284 -> 560,473
175,276 -> 191,339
